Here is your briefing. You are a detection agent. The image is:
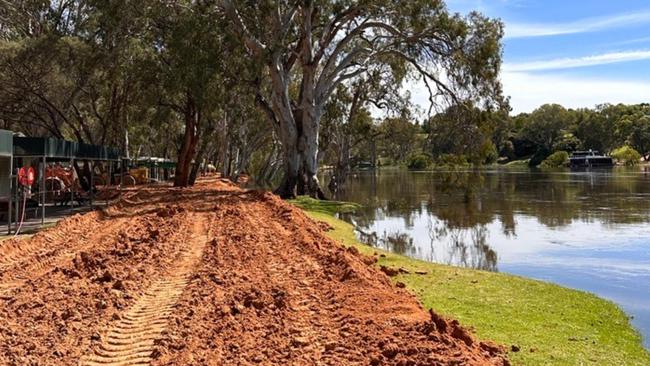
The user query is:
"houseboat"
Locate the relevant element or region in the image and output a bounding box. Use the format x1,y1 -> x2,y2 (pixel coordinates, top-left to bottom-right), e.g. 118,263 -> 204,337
569,150 -> 614,168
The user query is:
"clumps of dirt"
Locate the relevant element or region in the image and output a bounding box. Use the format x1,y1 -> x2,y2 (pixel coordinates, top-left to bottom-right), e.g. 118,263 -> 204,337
152,182 -> 509,365
156,205 -> 185,218
1,212 -> 98,262
381,265 -> 400,277
0,212 -> 107,288
0,190 -> 197,365
379,265 -> 415,277
316,220 -> 334,231
94,188 -> 120,201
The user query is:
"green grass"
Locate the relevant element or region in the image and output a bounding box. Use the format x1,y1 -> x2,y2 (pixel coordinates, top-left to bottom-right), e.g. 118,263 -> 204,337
295,203 -> 650,366
289,196 -> 361,216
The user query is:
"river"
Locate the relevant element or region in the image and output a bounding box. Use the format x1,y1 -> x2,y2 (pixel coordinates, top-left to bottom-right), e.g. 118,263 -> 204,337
327,167 -> 650,348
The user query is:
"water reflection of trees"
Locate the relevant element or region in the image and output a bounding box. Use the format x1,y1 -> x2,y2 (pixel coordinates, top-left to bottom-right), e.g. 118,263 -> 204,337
357,229 -> 417,258
427,218 -> 498,271
328,168 -> 650,270
335,168 -> 650,231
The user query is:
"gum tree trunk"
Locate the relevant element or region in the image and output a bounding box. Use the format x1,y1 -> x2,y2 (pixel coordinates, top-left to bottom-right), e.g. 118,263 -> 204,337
174,95 -> 200,187
295,15 -> 326,200
300,108 -> 326,199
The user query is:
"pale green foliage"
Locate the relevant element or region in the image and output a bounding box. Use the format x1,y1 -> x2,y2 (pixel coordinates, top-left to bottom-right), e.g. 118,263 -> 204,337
508,103 -> 650,164
552,133 -> 581,152
435,154 -> 470,167
378,117 -> 422,163
474,140 -> 498,164
425,103 -> 507,165
616,113 -> 650,159
611,146 -> 642,166
406,152 -> 432,170
574,108 -> 615,153
540,151 -> 569,168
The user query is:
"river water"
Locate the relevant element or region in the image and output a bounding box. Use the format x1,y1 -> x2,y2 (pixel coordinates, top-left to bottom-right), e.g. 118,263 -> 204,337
328,168 -> 650,348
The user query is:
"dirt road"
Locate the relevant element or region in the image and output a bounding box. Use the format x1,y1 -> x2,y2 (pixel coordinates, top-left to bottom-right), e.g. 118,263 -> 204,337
0,179 -> 508,365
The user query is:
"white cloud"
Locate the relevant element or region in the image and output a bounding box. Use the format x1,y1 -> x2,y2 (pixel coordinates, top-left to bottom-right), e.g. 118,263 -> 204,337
403,70 -> 650,116
612,36 -> 650,46
402,71 -> 650,116
504,50 -> 650,72
506,11 -> 650,38
502,71 -> 650,113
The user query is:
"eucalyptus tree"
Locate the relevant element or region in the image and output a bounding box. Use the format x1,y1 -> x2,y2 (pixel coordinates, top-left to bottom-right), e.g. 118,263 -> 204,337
616,110 -> 650,160
425,103 -> 504,164
0,0 -> 152,149
518,104 -> 572,163
221,0 -> 505,198
144,0 -> 228,187
0,0 -> 78,40
321,62 -> 408,191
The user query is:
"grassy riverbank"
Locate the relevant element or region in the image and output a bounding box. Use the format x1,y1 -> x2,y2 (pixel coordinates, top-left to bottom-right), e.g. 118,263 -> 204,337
291,197 -> 650,365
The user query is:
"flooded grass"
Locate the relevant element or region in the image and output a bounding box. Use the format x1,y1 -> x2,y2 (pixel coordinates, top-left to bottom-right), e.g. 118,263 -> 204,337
300,206 -> 650,366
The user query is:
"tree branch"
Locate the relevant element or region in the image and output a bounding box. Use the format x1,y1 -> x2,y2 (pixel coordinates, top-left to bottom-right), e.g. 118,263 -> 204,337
221,0 -> 266,56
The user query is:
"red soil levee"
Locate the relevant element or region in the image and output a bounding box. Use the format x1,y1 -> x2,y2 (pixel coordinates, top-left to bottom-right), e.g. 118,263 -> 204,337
0,178 -> 509,365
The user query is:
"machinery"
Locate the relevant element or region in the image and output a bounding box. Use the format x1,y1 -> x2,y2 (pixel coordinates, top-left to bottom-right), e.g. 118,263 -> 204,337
44,164 -> 82,203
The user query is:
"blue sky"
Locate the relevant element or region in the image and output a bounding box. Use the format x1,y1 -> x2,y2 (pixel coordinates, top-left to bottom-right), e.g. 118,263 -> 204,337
439,0 -> 650,113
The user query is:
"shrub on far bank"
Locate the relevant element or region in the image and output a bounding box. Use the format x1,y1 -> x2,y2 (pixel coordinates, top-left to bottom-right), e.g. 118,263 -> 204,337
540,151 -> 569,168
469,141 -> 498,165
611,145 -> 641,166
435,154 -> 470,167
406,153 -> 433,170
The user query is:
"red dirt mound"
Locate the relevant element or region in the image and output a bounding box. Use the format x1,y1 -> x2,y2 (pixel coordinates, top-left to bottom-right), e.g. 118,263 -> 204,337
0,178 -> 508,365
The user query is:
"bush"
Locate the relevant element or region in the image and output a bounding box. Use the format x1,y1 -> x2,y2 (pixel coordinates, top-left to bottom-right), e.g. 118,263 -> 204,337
469,140 -> 498,165
406,153 -> 432,170
552,133 -> 582,152
540,151 -> 569,168
611,146 -> 641,166
482,142 -> 499,164
435,154 -> 469,167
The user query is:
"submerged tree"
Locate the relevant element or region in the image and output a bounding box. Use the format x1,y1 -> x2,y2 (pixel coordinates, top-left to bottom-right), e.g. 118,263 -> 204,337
221,0 -> 505,198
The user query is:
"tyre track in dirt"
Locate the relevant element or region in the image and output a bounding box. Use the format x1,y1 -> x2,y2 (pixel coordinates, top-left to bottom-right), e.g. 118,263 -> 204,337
79,214 -> 210,366
152,188 -> 508,365
0,194 -> 200,365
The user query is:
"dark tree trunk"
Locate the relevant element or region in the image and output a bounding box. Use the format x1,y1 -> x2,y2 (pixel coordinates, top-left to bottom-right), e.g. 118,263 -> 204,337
329,135 -> 351,194
189,127 -> 214,185
188,154 -> 202,186
274,141 -> 301,199
174,95 -> 200,187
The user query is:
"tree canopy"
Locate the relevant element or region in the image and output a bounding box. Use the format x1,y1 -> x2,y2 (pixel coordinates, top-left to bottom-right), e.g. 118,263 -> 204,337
220,0 -> 505,197
0,0 -> 507,192
21,2 -> 650,194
